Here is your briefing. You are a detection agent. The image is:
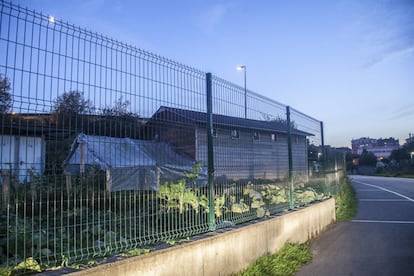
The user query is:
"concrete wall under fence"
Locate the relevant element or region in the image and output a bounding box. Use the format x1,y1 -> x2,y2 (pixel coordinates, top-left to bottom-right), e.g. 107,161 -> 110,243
72,198 -> 335,276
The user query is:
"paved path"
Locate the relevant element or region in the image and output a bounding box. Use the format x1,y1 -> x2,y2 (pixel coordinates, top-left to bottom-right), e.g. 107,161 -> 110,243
296,175 -> 414,276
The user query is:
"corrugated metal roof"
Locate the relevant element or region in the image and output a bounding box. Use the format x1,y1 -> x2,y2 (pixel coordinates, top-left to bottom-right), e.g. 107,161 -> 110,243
153,106 -> 312,136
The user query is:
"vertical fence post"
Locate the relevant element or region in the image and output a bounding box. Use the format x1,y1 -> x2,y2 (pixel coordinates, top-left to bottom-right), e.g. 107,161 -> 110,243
320,121 -> 325,162
343,151 -> 347,174
286,106 -> 294,209
206,72 -> 216,231
1,170 -> 11,212
320,121 -> 329,193
320,121 -> 327,172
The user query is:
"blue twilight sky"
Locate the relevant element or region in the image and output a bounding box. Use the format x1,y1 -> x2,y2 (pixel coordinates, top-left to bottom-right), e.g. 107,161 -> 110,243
12,0 -> 414,147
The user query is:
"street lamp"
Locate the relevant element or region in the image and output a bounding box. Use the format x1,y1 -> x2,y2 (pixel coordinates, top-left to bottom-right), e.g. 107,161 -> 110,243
237,65 -> 247,118
48,16 -> 55,23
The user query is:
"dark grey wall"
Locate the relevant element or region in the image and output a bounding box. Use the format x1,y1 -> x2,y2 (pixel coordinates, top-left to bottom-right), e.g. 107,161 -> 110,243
195,127 -> 308,182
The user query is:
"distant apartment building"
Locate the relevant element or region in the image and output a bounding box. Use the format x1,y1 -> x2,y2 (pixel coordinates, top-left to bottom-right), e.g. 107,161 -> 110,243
405,133 -> 414,145
351,137 -> 399,159
351,137 -> 376,155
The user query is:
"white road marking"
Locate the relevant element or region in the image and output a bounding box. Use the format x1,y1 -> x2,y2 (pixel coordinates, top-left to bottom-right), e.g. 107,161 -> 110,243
352,220 -> 414,224
352,180 -> 414,202
359,199 -> 409,202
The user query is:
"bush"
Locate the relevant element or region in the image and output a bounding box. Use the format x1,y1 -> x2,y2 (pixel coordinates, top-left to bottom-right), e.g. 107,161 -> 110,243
335,178 -> 357,221
238,243 -> 312,276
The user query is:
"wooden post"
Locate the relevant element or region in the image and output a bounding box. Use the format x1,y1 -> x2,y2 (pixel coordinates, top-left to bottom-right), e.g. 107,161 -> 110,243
65,171 -> 72,194
155,166 -> 160,190
29,169 -> 38,202
80,142 -> 86,176
106,169 -> 111,192
1,170 -> 11,212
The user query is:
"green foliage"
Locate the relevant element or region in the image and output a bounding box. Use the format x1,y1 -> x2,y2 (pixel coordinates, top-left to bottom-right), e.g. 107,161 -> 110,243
335,178 -> 357,221
166,237 -> 189,246
242,185 -> 269,218
0,74 -> 12,114
385,142 -> 414,176
255,207 -> 267,218
1,257 -> 42,275
261,185 -> 288,204
359,149 -> 377,166
52,90 -> 94,115
157,163 -> 226,216
0,214 -> 35,264
345,152 -> 358,171
238,243 -> 312,276
294,188 -> 325,205
390,148 -> 410,162
102,96 -> 138,118
158,179 -> 200,214
46,134 -> 77,175
262,113 -> 297,129
120,248 -> 151,257
390,142 -> 414,162
229,182 -> 325,218
230,199 -> 250,213
157,168 -> 300,220
0,267 -> 12,276
199,194 -> 209,210
214,194 -> 227,217
51,91 -> 96,133
0,159 -> 342,273
185,162 -> 203,186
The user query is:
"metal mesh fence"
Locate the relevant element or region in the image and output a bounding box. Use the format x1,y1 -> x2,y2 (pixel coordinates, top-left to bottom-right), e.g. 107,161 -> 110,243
0,1 -> 346,273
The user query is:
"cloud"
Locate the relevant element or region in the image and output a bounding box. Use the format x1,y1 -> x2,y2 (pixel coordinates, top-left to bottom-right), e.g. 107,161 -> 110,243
195,4 -> 227,33
80,0 -> 106,10
363,45 -> 414,68
360,0 -> 414,68
391,103 -> 414,120
78,0 -> 122,14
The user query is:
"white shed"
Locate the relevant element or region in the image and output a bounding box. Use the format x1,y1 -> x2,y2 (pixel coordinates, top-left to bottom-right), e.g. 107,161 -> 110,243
0,135 -> 46,183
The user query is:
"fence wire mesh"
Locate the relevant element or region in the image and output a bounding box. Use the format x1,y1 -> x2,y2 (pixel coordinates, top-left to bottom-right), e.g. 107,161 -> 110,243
0,1 -> 346,273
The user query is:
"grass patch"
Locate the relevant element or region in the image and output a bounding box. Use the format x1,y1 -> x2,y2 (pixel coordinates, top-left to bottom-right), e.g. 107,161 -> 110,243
335,177 -> 357,221
237,243 -> 312,276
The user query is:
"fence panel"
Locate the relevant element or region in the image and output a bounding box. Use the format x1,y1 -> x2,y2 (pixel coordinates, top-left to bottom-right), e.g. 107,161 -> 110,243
0,1 -> 345,273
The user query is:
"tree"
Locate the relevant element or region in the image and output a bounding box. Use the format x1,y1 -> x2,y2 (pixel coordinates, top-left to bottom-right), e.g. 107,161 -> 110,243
0,74 -> 12,113
102,96 -> 137,117
100,96 -> 141,138
262,113 -> 296,129
52,90 -> 94,115
359,149 -> 377,166
390,141 -> 414,162
345,152 -> 358,171
390,148 -> 410,162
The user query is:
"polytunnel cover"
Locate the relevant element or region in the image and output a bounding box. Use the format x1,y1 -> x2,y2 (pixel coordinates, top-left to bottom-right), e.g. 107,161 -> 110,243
62,134 -> 205,191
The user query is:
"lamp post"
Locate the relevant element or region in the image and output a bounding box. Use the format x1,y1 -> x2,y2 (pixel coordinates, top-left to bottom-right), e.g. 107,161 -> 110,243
237,65 -> 247,118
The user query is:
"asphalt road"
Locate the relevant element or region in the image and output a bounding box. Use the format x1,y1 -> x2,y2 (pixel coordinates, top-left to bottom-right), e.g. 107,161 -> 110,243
296,175 -> 414,276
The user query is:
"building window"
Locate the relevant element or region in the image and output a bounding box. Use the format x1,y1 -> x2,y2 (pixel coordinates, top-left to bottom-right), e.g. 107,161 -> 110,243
271,133 -> 278,142
231,129 -> 240,139
253,132 -> 260,141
